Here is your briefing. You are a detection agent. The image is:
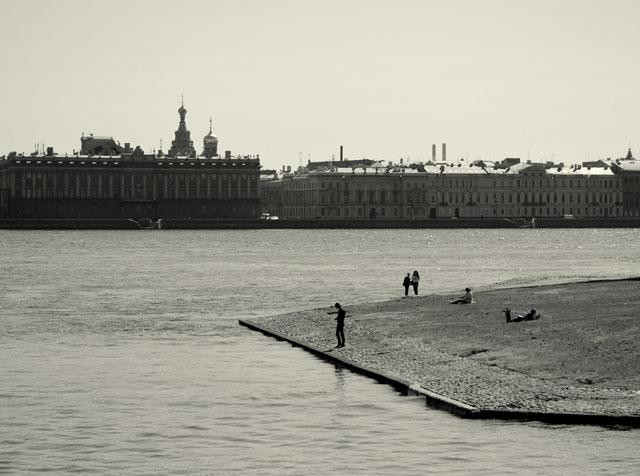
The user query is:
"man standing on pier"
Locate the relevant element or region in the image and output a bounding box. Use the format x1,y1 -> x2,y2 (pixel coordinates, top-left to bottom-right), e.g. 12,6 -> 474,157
328,303 -> 347,348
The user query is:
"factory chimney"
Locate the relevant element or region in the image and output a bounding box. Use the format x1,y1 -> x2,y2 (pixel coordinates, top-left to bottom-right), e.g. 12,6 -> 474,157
442,143 -> 447,162
432,144 -> 436,162
340,145 -> 343,162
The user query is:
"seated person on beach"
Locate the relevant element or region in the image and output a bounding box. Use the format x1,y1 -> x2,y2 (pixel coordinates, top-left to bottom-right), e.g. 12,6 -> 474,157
503,308 -> 541,323
449,287 -> 473,304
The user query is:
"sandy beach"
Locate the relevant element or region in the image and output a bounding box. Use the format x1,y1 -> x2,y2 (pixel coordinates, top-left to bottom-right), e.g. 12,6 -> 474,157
249,279 -> 640,418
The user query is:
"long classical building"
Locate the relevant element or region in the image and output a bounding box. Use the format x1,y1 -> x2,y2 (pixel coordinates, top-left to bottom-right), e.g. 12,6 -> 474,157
263,155 -> 640,221
0,104 -> 260,219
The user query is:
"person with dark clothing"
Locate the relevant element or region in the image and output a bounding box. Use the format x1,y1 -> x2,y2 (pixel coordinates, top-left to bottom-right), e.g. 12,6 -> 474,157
327,302 -> 347,348
449,287 -> 473,304
402,273 -> 411,296
503,308 -> 541,323
411,270 -> 420,295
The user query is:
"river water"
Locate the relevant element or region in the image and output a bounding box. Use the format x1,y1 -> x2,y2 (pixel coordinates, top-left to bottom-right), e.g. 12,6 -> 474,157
1,229 -> 639,474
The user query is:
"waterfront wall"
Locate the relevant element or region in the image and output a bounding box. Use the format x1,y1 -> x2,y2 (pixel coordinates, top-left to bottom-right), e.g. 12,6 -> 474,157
3,217 -> 640,229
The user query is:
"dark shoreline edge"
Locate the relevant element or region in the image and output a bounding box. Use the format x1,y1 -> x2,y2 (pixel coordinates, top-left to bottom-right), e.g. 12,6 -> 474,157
238,318 -> 640,428
4,217 -> 640,229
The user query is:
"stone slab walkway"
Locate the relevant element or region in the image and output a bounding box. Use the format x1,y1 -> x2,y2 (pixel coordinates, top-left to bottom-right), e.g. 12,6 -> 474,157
246,279 -> 640,421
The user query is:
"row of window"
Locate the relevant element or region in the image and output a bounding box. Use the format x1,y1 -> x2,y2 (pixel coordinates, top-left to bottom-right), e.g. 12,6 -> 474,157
310,177 -> 621,190
308,190 -> 621,206
280,206 -> 621,219
10,172 -> 257,193
15,188 -> 256,200
11,172 -> 258,200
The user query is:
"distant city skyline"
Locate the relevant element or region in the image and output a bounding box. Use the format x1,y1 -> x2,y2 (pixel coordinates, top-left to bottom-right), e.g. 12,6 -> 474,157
1,0 -> 639,169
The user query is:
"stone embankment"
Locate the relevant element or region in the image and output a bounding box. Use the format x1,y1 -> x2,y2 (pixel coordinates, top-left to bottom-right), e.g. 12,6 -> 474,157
241,279 -> 640,426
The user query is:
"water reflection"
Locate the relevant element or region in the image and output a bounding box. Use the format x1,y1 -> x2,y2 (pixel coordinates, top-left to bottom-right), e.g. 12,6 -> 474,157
333,365 -> 347,391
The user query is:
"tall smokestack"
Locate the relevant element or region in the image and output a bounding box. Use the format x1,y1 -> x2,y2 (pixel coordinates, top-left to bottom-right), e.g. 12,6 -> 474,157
432,144 -> 436,161
340,145 -> 343,162
442,143 -> 447,162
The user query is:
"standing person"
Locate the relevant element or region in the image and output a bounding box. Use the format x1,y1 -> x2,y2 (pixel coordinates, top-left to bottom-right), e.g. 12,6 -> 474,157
327,303 -> 347,348
402,273 -> 411,296
411,270 -> 420,295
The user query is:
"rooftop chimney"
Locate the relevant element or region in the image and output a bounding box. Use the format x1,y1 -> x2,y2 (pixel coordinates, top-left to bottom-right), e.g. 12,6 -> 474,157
225,150 -> 231,159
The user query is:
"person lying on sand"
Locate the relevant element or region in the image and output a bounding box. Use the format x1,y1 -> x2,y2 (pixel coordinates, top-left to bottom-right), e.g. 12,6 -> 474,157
503,308 -> 541,323
449,287 -> 473,304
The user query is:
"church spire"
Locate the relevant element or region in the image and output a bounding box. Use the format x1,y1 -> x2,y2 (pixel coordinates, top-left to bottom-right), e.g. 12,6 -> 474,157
168,98 -> 196,157
626,147 -> 633,160
203,115 -> 219,158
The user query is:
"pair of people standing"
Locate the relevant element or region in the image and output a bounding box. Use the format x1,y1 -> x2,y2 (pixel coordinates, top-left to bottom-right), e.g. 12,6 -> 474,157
402,270 -> 420,296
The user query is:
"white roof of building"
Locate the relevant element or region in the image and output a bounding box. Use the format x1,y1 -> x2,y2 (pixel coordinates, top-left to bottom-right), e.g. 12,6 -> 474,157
283,160 -> 623,178
612,160 -> 640,172
571,166 -> 614,176
422,164 -> 488,174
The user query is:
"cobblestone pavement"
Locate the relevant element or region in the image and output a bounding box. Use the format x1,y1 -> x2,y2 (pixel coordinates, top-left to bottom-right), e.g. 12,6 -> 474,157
255,307 -> 640,416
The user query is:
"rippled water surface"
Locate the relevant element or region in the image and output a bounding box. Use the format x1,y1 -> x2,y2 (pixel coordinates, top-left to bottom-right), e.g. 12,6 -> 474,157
1,229 -> 639,474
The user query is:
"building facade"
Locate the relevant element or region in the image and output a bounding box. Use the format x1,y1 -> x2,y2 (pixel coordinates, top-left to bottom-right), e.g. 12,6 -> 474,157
610,149 -> 640,217
263,161 -> 624,220
0,104 -> 260,219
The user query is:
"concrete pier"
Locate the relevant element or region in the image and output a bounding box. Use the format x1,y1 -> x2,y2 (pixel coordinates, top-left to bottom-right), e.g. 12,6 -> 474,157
240,278 -> 640,427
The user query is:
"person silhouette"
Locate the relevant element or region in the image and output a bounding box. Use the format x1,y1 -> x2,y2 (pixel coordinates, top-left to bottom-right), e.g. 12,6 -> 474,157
411,270 -> 420,295
503,308 -> 541,323
403,273 -> 411,296
327,302 -> 347,348
449,287 -> 473,304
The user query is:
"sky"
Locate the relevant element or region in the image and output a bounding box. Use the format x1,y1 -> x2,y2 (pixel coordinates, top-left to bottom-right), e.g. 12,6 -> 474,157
1,0 -> 639,170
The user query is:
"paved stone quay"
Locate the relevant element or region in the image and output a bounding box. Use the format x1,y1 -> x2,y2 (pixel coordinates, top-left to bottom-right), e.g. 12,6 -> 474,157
242,280 -> 640,425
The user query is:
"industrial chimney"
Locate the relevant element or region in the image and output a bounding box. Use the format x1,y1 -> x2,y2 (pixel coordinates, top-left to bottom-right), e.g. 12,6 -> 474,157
340,145 -> 343,162
432,144 -> 436,162
442,143 -> 447,162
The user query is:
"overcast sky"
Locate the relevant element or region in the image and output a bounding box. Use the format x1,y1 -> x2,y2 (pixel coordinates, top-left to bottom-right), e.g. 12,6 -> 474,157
1,0 -> 639,169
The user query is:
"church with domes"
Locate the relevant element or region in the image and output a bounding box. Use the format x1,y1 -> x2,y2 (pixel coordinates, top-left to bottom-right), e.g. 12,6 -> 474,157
167,99 -> 219,159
